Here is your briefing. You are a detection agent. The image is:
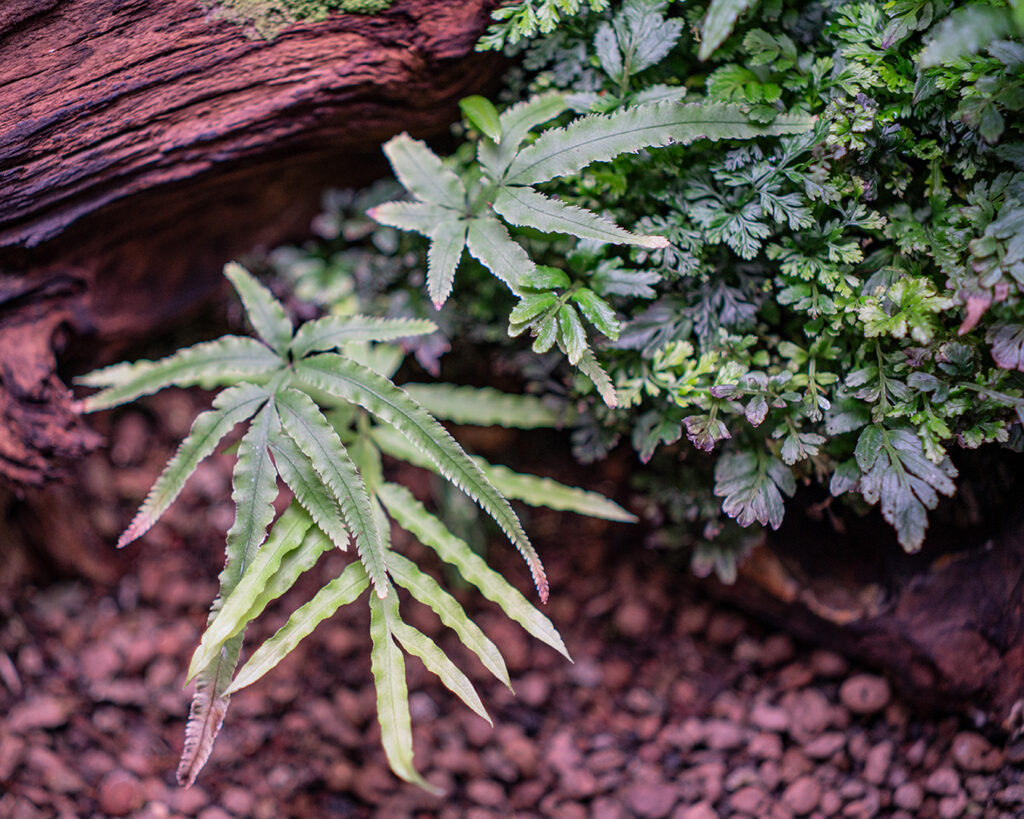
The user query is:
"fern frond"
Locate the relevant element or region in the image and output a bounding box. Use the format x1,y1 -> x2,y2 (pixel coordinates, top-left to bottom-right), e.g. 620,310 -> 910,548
465,217 -> 535,293
478,462 -> 637,522
388,551 -> 511,688
369,591 -> 441,793
224,263 -> 293,356
503,102 -> 815,186
400,383 -> 566,428
295,354 -> 549,601
267,431 -> 350,551
178,400 -> 279,786
378,482 -> 569,660
427,221 -> 469,308
78,336 -> 282,412
389,618 -> 492,724
187,504 -> 313,680
276,388 -> 389,596
117,384 -> 271,549
226,561 -> 370,695
382,134 -> 466,209
493,186 -> 668,249
291,315 -> 437,359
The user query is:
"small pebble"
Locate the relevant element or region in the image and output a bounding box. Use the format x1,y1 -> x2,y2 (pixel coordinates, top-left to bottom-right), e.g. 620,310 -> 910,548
925,767 -> 961,796
839,674 -> 891,715
98,771 -> 144,816
781,775 -> 821,815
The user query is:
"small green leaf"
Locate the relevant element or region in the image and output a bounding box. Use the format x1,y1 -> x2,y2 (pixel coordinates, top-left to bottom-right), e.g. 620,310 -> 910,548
477,92 -> 569,178
509,293 -> 559,328
224,262 -> 293,356
532,314 -> 559,354
520,266 -> 572,291
571,288 -> 620,339
226,561 -> 369,695
557,303 -> 588,365
460,95 -> 503,143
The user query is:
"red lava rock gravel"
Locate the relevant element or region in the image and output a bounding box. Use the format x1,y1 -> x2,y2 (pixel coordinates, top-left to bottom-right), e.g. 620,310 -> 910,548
2,394 -> 1024,817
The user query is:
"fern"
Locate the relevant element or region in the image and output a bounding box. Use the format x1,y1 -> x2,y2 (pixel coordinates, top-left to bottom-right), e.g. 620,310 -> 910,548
370,97 -> 813,402
78,263 -> 630,789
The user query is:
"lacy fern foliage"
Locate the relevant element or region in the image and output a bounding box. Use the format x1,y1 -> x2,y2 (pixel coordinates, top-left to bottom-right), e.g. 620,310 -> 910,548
79,263 -> 633,789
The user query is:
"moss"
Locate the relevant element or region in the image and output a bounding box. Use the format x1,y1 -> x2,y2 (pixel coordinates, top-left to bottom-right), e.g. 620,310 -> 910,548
206,0 -> 391,38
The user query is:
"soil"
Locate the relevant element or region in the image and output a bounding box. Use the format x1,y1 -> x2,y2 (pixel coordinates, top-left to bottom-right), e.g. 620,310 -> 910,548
2,391 -> 1024,818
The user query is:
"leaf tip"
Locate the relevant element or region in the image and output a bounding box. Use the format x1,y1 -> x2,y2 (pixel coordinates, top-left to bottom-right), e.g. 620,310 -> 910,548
642,235 -> 670,250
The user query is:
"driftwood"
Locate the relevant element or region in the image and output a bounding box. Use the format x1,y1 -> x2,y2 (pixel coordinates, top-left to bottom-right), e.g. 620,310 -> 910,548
0,0 -> 501,485
711,449 -> 1024,735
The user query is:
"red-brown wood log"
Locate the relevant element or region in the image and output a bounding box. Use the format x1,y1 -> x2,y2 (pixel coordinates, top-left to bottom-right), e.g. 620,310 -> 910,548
0,0 -> 502,485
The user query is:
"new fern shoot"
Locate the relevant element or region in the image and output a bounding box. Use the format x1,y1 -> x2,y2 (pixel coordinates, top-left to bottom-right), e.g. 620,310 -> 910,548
76,263 -> 633,789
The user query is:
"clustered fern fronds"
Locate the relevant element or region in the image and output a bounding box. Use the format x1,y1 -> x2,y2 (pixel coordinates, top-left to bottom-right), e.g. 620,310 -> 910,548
77,263 -> 633,788
369,95 -> 813,406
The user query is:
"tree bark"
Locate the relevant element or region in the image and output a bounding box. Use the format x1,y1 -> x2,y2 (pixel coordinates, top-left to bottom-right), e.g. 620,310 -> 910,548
0,0 -> 502,485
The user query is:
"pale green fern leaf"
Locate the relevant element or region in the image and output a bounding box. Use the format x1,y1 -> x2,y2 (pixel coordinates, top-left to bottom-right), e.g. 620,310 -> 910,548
295,353 -> 549,601
224,262 -> 293,356
503,102 -> 814,186
383,134 -> 466,209
117,384 -> 270,548
78,336 -> 281,411
276,387 -> 389,595
290,314 -> 436,358
699,0 -> 758,60
368,591 -> 440,793
427,221 -> 469,308
387,552 -> 511,688
366,201 -> 455,238
267,432 -> 350,551
400,383 -> 566,428
226,561 -> 369,695
378,482 -> 569,659
187,504 -> 313,679
390,617 -> 492,724
466,217 -> 535,293
493,186 -> 668,249
478,462 -> 637,522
